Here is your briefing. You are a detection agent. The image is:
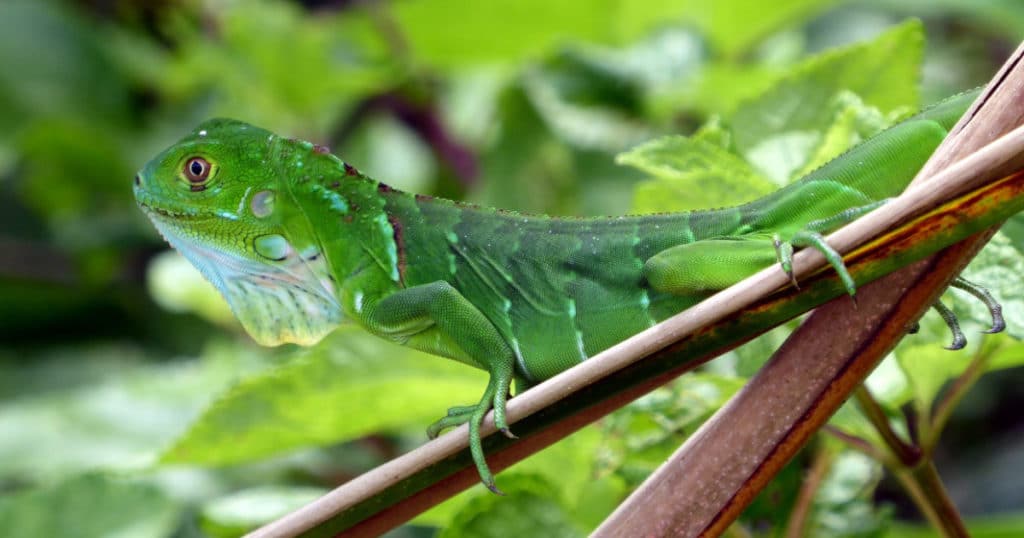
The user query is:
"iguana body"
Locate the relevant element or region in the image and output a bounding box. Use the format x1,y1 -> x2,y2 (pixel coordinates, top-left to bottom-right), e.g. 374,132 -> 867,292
135,92 -> 976,492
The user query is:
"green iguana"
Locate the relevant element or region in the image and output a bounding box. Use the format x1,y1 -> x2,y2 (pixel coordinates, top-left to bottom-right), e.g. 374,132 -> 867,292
134,91 -> 1002,493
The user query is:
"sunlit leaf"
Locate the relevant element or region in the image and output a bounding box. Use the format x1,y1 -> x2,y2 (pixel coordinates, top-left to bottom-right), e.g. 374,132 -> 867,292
161,328 -> 488,465
199,486 -> 328,538
730,20 -> 922,181
0,342 -> 270,481
621,132 -> 776,212
416,426 -> 612,530
0,473 -> 179,538
438,474 -> 584,538
147,250 -> 236,327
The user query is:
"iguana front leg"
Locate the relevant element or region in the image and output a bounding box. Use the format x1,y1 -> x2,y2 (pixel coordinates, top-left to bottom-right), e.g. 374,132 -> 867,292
356,281 -> 516,494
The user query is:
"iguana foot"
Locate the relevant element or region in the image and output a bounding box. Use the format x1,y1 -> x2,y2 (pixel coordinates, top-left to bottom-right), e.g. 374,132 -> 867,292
783,198 -> 890,296
425,369 -> 514,494
916,277 -> 1004,350
426,406 -> 475,439
790,230 -> 857,297
951,276 -> 1005,333
773,235 -> 799,289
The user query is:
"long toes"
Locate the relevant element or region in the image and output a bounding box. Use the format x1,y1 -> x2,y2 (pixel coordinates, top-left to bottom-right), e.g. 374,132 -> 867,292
446,405 -> 477,417
426,424 -> 444,439
426,410 -> 475,438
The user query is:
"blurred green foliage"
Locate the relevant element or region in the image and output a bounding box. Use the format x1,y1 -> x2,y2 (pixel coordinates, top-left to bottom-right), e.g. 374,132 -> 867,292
4,0 -> 1024,536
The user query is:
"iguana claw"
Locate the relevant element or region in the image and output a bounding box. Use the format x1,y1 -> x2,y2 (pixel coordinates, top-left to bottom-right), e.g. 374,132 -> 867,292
951,276 -> 1005,334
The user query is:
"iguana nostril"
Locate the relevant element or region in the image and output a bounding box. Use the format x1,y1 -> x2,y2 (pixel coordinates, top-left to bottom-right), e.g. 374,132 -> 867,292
134,174 -> 141,187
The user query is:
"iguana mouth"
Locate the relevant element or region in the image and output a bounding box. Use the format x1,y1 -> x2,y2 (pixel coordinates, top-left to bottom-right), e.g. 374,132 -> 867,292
135,195 -> 212,222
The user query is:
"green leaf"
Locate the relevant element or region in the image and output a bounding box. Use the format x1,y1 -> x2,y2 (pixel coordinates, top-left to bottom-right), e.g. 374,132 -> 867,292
199,486 -> 328,537
790,91 -> 892,178
163,1 -> 390,135
439,474 -> 584,538
0,2 -> 133,132
600,373 -> 745,486
730,20 -> 923,181
0,473 -> 179,538
987,338 -> 1024,372
475,86 -> 577,214
0,342 -> 264,481
391,0 -> 693,69
622,131 -> 776,213
520,28 -> 707,147
17,118 -> 134,222
147,250 -> 236,327
416,426 -> 613,530
808,450 -> 889,537
391,0 -> 831,70
689,0 -> 838,58
894,340 -> 971,415
521,68 -> 654,152
648,62 -> 783,119
614,0 -> 838,59
890,513 -> 1024,538
160,328 -> 488,465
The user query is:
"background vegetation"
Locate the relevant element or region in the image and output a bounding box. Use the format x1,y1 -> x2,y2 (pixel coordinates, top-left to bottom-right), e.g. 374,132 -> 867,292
3,0 -> 1024,536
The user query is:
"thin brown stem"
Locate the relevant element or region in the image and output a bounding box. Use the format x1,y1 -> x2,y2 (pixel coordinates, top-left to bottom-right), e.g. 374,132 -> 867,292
822,425 -> 886,462
927,343 -> 995,451
854,385 -> 920,465
831,391 -> 967,536
892,466 -> 947,534
893,461 -> 969,537
784,445 -> 833,538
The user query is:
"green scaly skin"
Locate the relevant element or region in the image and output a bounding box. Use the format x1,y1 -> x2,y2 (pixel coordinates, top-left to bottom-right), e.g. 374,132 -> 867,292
134,92 -> 976,493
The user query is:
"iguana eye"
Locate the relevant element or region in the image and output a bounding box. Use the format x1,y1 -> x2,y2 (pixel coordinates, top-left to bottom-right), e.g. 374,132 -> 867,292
184,157 -> 211,184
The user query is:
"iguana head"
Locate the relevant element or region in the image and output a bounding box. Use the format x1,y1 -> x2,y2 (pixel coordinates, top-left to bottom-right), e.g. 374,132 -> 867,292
134,119 -> 342,346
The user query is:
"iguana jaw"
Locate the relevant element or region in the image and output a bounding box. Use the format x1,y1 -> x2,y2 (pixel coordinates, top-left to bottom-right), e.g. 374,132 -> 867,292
135,188 -> 215,222
137,189 -> 344,347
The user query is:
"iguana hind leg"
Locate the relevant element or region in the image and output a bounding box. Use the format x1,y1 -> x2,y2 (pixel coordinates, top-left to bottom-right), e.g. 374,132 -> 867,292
644,201 -> 891,297
644,238 -> 778,295
362,280 -> 515,494
775,199 -> 891,296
